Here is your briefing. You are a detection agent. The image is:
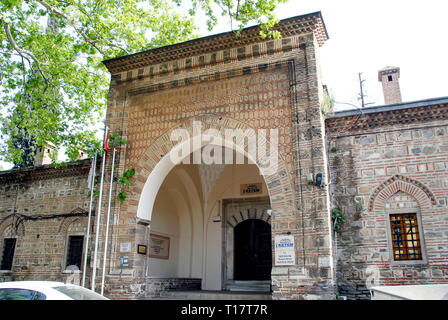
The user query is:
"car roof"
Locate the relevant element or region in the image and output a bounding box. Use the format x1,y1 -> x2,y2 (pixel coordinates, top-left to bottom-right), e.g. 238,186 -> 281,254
0,281 -> 68,289
0,281 -> 109,300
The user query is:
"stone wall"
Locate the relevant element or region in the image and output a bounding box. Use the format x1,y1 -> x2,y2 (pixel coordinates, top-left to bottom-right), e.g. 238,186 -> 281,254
326,101 -> 448,299
145,278 -> 202,297
0,160 -> 91,284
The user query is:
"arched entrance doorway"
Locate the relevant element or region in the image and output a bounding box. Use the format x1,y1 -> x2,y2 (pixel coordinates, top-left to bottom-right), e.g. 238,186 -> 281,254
234,219 -> 272,281
131,116 -> 295,296
222,197 -> 272,292
146,148 -> 273,293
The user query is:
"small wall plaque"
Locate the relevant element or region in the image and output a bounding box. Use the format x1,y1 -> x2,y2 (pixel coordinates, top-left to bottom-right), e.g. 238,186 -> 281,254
120,242 -> 131,253
240,183 -> 262,196
120,256 -> 129,267
137,244 -> 147,255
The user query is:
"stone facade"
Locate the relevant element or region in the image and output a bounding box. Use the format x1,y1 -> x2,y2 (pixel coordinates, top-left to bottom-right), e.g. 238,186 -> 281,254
326,98 -> 448,299
0,160 -> 91,283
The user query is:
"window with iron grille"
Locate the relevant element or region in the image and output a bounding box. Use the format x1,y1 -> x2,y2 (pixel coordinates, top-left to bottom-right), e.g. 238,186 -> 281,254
1,238 -> 16,270
390,213 -> 422,261
66,235 -> 84,269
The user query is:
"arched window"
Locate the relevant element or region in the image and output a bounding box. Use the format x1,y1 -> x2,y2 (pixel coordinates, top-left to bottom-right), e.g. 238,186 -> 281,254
386,192 -> 423,261
368,175 -> 435,265
63,219 -> 85,271
0,226 -> 18,271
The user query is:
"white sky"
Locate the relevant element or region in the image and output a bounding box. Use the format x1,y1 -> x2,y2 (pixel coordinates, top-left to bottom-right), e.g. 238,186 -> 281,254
198,0 -> 448,111
277,0 -> 448,110
2,0 -> 447,170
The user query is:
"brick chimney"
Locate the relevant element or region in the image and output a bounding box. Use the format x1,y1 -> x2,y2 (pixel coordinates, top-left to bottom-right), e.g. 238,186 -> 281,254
34,143 -> 56,166
378,66 -> 402,105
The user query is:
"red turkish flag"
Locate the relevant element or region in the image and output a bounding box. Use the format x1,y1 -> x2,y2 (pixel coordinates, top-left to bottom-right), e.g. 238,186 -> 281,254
104,131 -> 110,160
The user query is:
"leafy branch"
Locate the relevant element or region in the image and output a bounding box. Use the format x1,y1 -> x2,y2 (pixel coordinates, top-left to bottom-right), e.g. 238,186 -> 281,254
118,168 -> 135,203
331,208 -> 345,232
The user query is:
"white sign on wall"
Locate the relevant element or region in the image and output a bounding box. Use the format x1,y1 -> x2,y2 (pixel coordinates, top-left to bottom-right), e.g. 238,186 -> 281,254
120,242 -> 131,253
274,235 -> 296,266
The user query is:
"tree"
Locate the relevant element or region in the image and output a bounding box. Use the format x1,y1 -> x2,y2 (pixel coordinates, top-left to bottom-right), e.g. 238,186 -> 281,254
0,0 -> 288,165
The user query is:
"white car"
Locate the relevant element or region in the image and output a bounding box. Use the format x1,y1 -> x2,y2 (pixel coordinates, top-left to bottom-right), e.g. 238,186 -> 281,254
0,281 -> 109,300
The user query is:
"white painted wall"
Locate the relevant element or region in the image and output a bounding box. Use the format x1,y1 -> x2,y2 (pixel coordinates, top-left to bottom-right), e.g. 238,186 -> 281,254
148,190 -> 180,277
147,161 -> 269,291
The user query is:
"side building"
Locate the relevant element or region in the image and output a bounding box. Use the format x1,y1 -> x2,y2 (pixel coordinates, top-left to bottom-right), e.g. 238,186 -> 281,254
0,157 -> 92,283
326,96 -> 448,299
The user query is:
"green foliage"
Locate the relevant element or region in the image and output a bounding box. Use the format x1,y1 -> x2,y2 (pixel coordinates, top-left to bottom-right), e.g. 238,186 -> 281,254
0,0 -> 288,166
321,92 -> 334,115
118,168 -> 135,186
330,147 -> 338,153
109,133 -> 127,147
118,191 -> 127,203
186,0 -> 289,38
118,168 -> 134,203
331,208 -> 345,232
87,189 -> 100,197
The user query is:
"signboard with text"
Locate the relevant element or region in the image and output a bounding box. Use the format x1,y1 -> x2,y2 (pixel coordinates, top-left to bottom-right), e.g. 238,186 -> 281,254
240,183 -> 262,196
149,234 -> 170,259
274,235 -> 296,266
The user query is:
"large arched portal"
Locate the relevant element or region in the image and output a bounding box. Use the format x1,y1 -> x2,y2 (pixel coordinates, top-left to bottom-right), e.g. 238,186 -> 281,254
146,146 -> 273,292
131,116 -> 296,296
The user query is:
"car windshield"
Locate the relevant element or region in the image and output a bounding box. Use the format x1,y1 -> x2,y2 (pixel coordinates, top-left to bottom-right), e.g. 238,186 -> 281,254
53,286 -> 108,300
0,288 -> 46,300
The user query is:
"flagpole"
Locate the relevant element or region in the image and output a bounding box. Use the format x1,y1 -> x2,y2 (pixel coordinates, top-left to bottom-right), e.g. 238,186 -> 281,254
101,147 -> 116,296
82,152 -> 97,287
91,126 -> 108,292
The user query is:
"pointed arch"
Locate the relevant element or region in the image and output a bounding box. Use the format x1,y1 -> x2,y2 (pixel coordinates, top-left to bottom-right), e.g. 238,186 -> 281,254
368,174 -> 437,212
133,114 -> 293,223
0,215 -> 25,237
58,216 -> 86,233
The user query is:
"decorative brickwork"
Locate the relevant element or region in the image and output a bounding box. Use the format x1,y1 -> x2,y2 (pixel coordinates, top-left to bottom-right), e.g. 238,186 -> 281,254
327,98 -> 448,299
368,174 -> 437,212
0,160 -> 91,283
100,12 -> 335,300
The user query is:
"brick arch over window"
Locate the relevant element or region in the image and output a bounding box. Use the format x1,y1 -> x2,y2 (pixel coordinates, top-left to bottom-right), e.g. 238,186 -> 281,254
58,216 -> 86,234
132,114 -> 294,223
0,216 -> 25,237
368,175 -> 437,212
227,208 -> 271,228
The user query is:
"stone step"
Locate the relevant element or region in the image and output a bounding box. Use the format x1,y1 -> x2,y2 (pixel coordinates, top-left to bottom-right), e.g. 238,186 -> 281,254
227,281 -> 271,292
156,290 -> 272,300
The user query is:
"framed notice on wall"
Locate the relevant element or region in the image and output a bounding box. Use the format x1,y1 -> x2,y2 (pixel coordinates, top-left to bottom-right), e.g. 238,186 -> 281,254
274,235 -> 296,266
149,234 -> 170,259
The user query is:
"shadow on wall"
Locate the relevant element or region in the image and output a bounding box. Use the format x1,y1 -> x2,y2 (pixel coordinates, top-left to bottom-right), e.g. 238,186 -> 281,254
330,149 -> 372,300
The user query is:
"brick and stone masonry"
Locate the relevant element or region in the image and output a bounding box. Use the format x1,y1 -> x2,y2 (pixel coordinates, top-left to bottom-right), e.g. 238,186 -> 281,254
378,66 -> 402,105
326,98 -> 448,299
0,160 -> 91,283
100,11 -> 335,300
2,11 -> 447,300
